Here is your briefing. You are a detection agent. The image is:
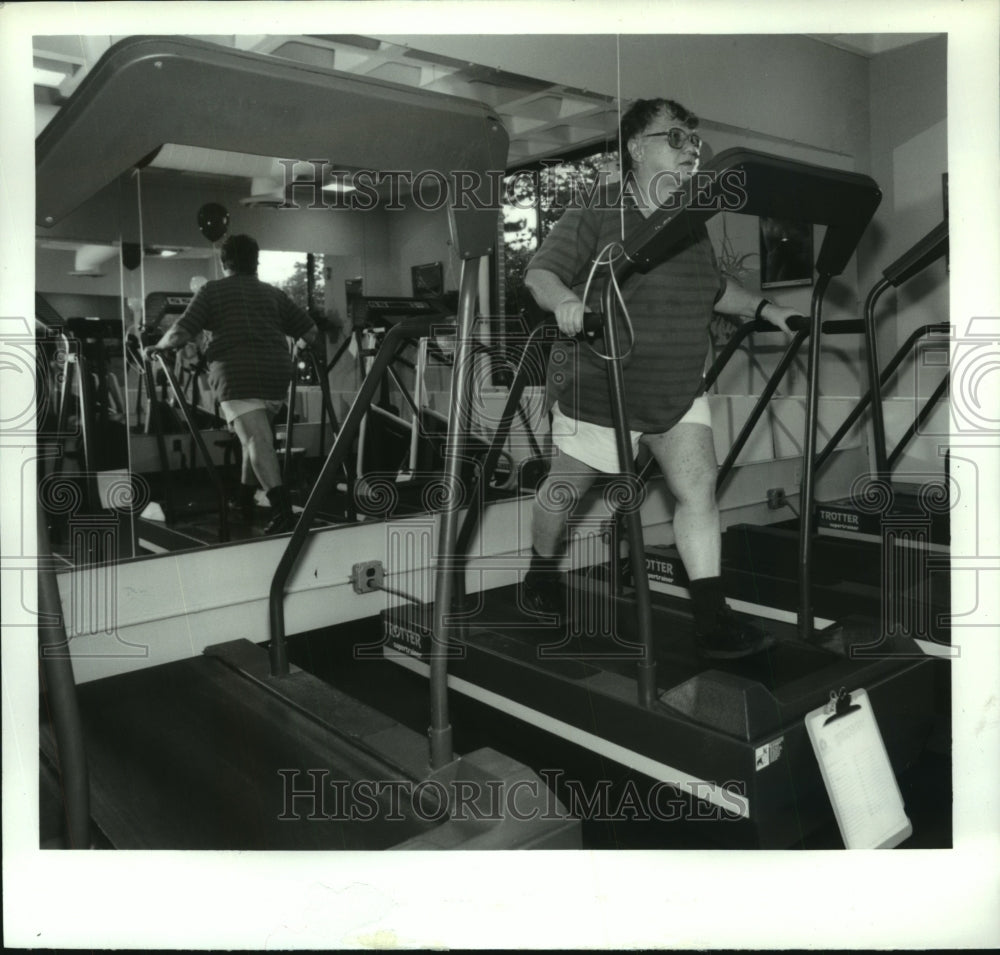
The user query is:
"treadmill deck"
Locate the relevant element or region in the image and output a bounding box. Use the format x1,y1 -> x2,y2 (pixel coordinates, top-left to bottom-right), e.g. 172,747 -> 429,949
381,583 -> 938,847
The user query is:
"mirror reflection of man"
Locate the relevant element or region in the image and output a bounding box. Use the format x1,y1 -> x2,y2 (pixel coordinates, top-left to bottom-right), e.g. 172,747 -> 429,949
145,234 -> 318,534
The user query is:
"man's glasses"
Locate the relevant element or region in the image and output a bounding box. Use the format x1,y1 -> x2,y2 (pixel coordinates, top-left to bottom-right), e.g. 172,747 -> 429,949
643,127 -> 702,150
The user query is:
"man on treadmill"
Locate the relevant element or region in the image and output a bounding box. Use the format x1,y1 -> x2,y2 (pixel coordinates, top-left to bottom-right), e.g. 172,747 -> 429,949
522,97 -> 800,659
145,233 -> 318,535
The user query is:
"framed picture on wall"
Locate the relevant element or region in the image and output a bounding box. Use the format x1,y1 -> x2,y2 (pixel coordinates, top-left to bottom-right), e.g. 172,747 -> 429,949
411,261 -> 444,298
759,217 -> 814,289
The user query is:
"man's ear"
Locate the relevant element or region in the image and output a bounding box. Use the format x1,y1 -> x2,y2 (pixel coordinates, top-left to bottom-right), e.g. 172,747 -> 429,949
627,136 -> 643,168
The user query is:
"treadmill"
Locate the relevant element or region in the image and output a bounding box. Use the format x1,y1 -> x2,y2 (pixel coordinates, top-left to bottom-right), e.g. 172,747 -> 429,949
380,149 -> 942,848
716,222 -> 952,647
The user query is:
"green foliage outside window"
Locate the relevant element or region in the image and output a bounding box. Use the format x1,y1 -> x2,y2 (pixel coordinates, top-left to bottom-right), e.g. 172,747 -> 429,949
501,151 -> 619,319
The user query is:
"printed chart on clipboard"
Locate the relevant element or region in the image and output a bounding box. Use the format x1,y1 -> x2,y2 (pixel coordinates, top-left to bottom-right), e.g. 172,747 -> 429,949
805,688 -> 913,849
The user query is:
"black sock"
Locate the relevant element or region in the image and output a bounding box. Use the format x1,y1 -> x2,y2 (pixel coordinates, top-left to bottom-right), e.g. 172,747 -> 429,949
688,576 -> 727,634
525,547 -> 562,587
266,484 -> 292,516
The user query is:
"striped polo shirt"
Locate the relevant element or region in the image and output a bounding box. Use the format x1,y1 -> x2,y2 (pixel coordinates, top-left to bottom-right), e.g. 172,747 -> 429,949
528,188 -> 725,433
175,274 -> 315,402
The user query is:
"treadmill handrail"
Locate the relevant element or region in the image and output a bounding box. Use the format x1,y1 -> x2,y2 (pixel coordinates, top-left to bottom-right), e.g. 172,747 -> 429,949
864,221 -> 949,478
62,345 -> 101,511
622,148 -> 881,279
451,311 -> 608,564
707,316 -> 863,486
268,315 -> 436,676
37,506 -> 92,849
882,220 -> 949,288
625,316 -> 859,489
715,328 -> 810,490
886,373 -> 950,471
817,322 -> 951,473
150,352 -> 230,543
454,321 -> 557,561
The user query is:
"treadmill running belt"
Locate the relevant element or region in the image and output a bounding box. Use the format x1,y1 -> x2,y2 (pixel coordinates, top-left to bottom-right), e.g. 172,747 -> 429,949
385,583 -> 928,741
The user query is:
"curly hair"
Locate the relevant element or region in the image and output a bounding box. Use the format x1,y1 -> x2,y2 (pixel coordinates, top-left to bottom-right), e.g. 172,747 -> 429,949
619,98 -> 699,176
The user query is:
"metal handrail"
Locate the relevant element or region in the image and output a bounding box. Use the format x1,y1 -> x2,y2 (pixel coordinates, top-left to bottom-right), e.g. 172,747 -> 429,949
303,346 -> 347,478
267,314 -> 436,677
319,332 -> 354,456
715,324 -> 810,491
454,321 -> 556,560
701,317 -> 776,394
53,339 -> 102,512
282,344 -> 346,472
428,260 -> 482,768
797,276 -> 833,642
37,505 -> 92,848
451,315 -> 606,598
863,221 -> 949,480
140,354 -> 176,514
710,316 -> 867,492
887,373 -> 949,471
816,322 -> 950,473
281,364 -> 297,482
628,317 -> 792,491
862,278 -> 894,478
599,278 -> 658,707
149,352 -> 229,543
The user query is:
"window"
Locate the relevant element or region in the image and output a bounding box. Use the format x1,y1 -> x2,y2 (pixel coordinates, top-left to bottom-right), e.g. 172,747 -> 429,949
499,150 -> 619,322
259,250 -> 326,384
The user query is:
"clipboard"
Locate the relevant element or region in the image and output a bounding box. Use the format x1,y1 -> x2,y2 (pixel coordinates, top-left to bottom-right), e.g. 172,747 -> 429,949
804,687 -> 912,849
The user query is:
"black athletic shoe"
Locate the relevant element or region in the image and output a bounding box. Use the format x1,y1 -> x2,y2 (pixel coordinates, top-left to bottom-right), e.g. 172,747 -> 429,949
519,575 -> 565,619
263,510 -> 297,536
696,606 -> 776,660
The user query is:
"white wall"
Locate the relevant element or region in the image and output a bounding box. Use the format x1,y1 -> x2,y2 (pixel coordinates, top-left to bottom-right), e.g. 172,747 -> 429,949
37,247 -> 218,301
378,34 -> 870,160
866,36 -> 949,480
35,169 -> 399,338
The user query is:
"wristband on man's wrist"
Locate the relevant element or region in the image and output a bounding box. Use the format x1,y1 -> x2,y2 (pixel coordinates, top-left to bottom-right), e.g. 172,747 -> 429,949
754,299 -> 771,322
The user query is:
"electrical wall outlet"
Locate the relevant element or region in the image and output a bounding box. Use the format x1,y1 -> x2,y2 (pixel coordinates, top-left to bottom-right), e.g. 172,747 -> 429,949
767,488 -> 787,510
351,560 -> 385,594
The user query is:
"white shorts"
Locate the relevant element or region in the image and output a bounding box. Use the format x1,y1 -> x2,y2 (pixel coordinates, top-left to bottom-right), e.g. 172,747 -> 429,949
550,395 -> 712,473
219,398 -> 285,427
